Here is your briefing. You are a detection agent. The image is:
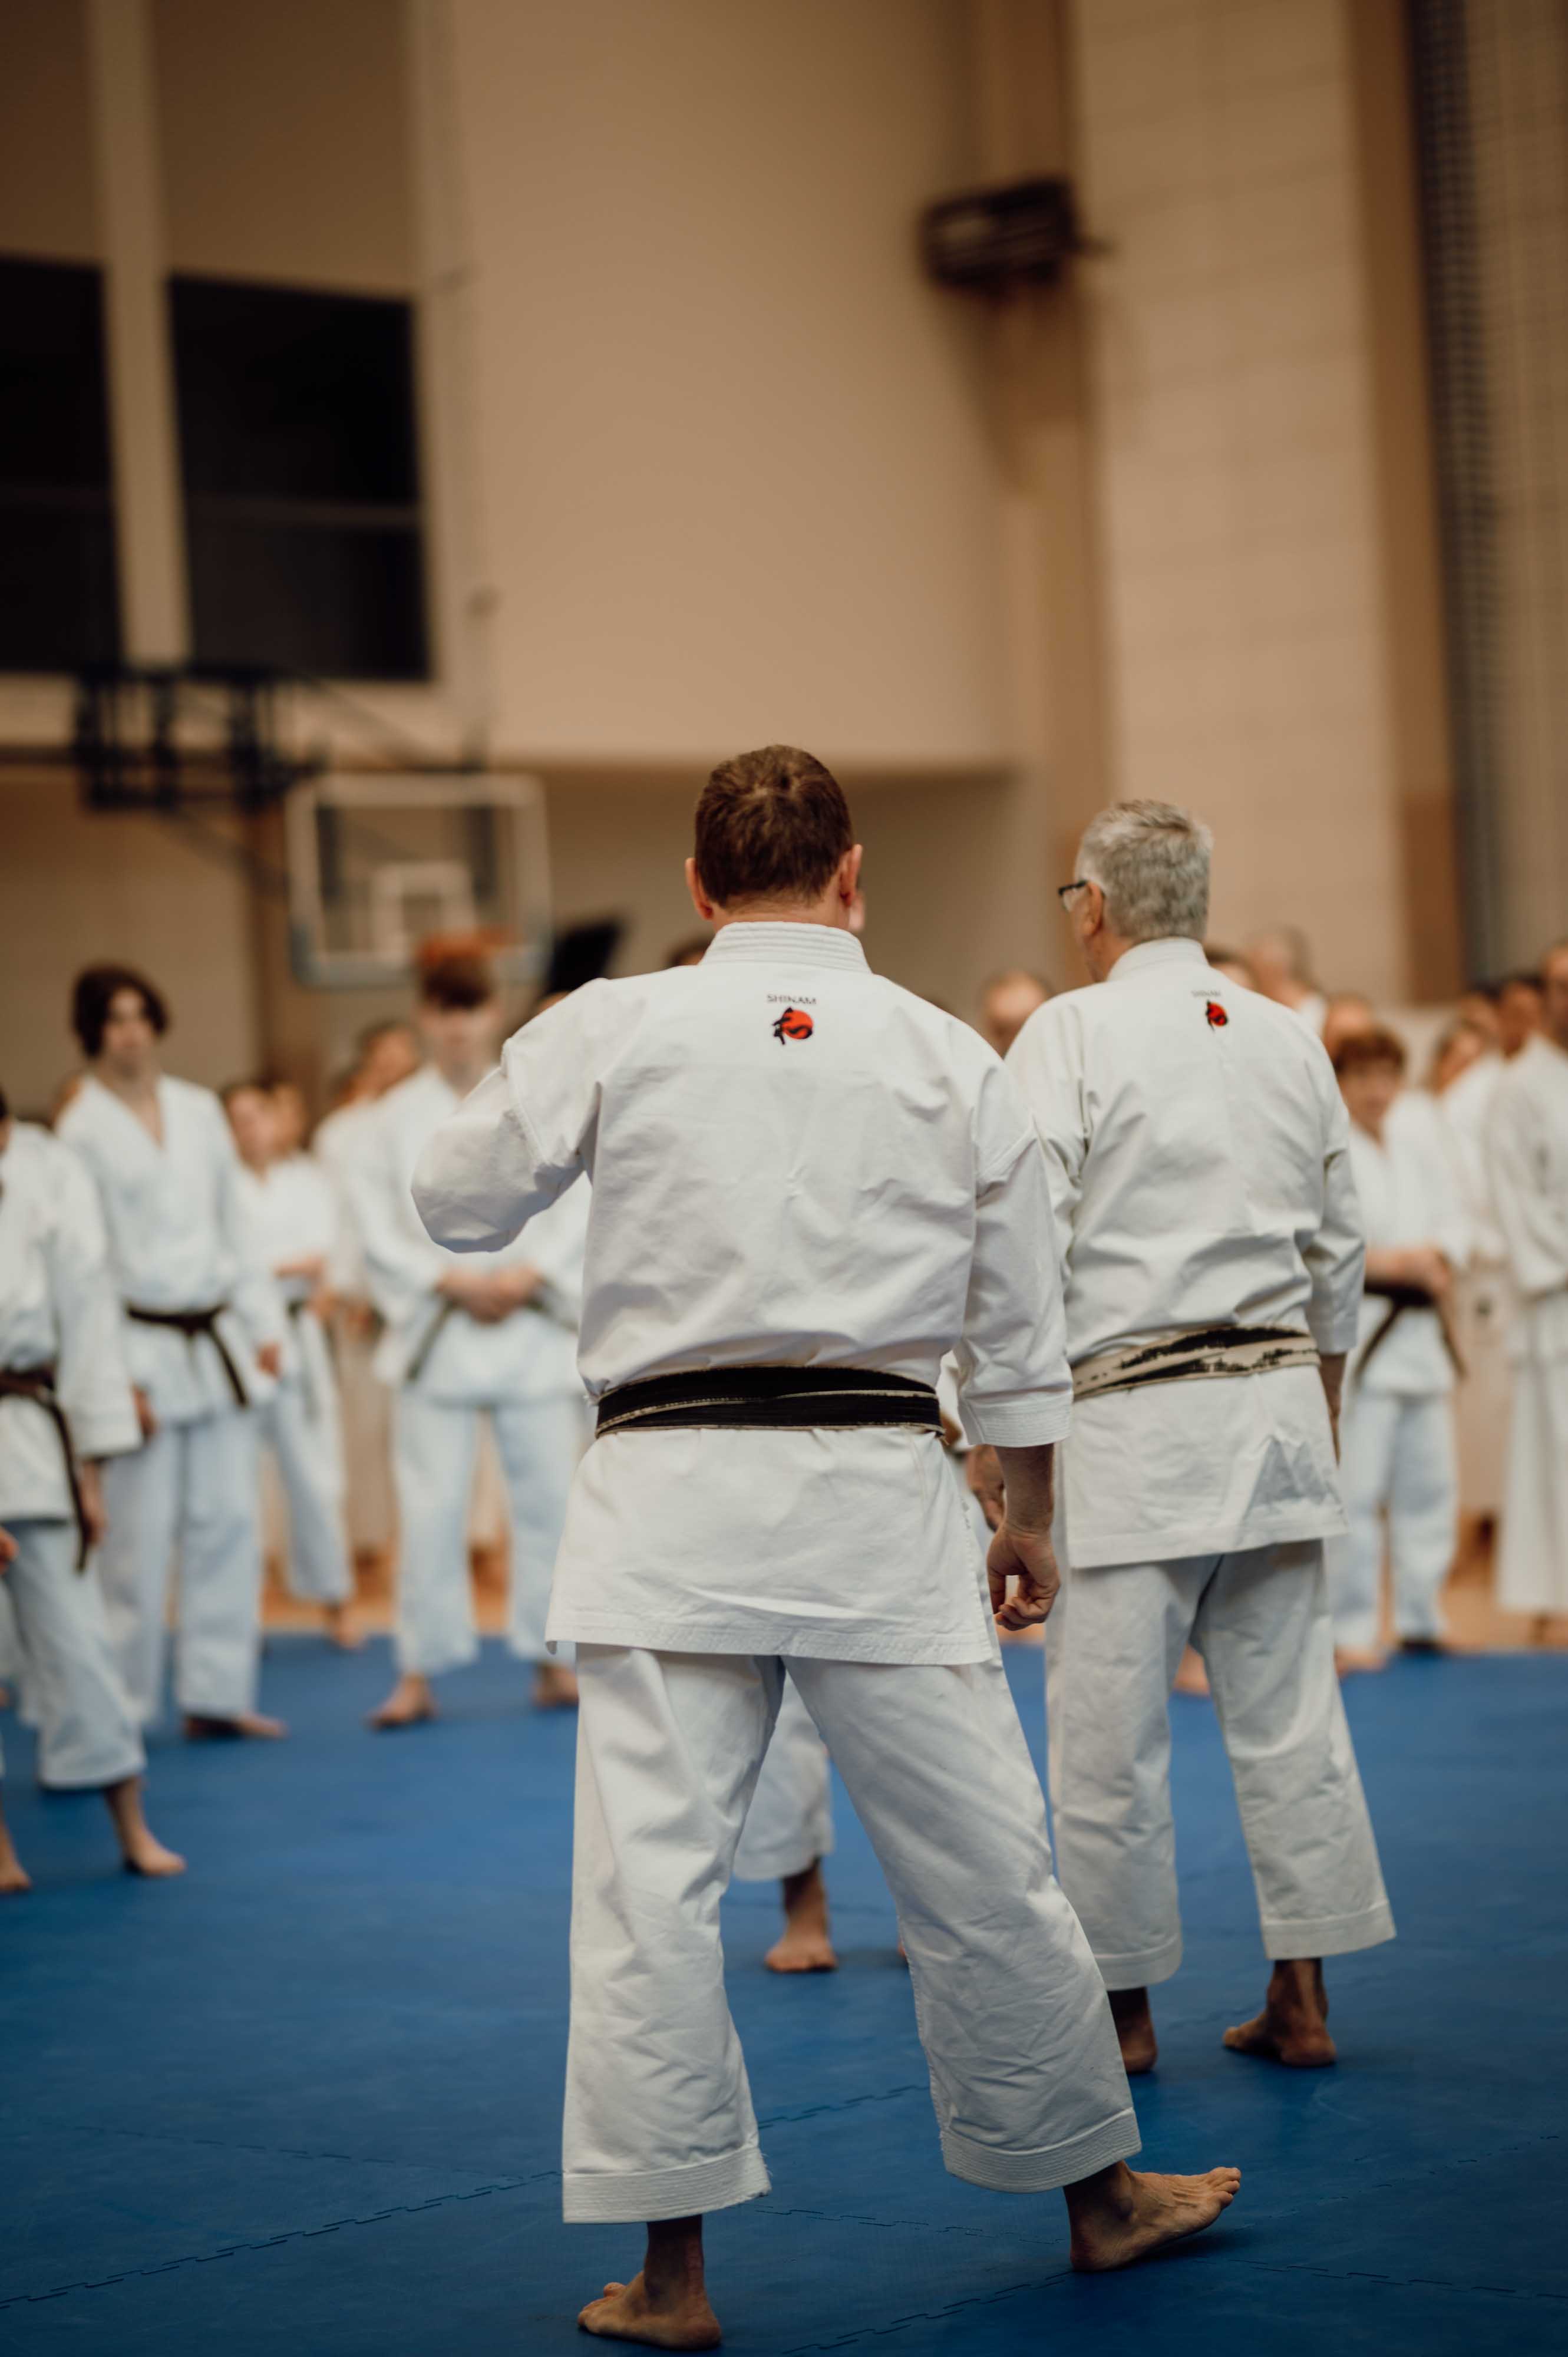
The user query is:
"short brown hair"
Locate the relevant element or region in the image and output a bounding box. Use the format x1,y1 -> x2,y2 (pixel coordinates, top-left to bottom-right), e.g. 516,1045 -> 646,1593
419,952 -> 495,1011
693,745 -> 853,908
1332,1024 -> 1407,1080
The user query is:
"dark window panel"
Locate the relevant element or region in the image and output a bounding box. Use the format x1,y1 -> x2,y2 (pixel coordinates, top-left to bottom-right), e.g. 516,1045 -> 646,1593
185,514 -> 429,681
0,500 -> 120,672
0,255 -> 115,491
170,277 -> 421,505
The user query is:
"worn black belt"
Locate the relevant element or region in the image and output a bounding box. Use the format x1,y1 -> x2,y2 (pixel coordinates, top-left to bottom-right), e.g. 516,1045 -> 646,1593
595,1366 -> 942,1439
0,1363 -> 90,1570
126,1303 -> 250,1408
1356,1277 -> 1465,1387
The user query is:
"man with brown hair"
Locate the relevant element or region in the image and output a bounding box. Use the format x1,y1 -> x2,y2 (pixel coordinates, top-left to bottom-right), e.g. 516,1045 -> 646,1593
346,952 -> 587,1728
415,745 -> 1237,2349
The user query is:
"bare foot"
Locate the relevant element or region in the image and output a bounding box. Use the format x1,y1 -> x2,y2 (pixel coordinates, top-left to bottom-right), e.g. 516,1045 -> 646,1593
368,1675 -> 437,1731
1224,1958 -> 1335,2068
1334,1645 -> 1386,1676
1109,1985 -> 1157,2074
324,1600 -> 362,1651
123,1833 -> 187,1878
765,1860 -> 837,1973
0,1845 -> 32,1895
578,2273 -> 721,2349
104,1778 -> 186,1878
1172,1647 -> 1210,1697
183,1711 -> 288,1740
1067,2160 -> 1241,2273
533,1661 -> 580,1711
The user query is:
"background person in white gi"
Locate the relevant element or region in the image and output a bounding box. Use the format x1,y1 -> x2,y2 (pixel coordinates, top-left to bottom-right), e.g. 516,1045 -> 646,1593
1488,943 -> 1568,1636
0,1092 -> 183,1889
415,748 -> 1239,2351
225,1082 -> 359,1649
351,953 -> 587,1729
57,968 -> 287,1741
732,1681 -> 837,1971
1328,1028 -> 1468,1669
999,803 -> 1393,2081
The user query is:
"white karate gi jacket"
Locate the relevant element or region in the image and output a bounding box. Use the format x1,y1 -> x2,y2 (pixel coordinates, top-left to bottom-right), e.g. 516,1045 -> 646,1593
349,1064 -> 587,1404
1346,1114 -> 1470,1396
1007,936 -> 1364,1569
0,1123 -> 141,1518
57,1076 -> 283,1424
412,922 -> 1072,1665
1488,1035 -> 1568,1366
236,1152 -> 343,1396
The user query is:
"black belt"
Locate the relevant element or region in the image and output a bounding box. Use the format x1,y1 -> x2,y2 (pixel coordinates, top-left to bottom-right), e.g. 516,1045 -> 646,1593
0,1363 -> 90,1570
126,1303 -> 250,1408
1356,1277 -> 1466,1386
595,1365 -> 942,1439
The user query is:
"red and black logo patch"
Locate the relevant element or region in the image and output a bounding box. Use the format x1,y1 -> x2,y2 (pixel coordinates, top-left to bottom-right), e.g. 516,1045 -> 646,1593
1205,1000 -> 1229,1029
772,1006 -> 814,1044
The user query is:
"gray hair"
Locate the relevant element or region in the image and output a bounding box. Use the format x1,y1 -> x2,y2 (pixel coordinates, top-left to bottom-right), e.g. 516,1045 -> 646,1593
1077,800 -> 1212,943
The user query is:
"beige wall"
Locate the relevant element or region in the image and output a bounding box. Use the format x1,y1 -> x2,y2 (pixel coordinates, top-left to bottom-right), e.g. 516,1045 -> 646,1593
0,773 -> 260,1114
0,0 -> 98,261
1071,0 -> 1420,998
152,0 -> 414,291
450,0 -> 1013,772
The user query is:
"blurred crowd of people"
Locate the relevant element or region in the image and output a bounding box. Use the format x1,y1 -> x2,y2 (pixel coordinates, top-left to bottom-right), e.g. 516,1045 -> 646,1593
1,897 -> 1564,1896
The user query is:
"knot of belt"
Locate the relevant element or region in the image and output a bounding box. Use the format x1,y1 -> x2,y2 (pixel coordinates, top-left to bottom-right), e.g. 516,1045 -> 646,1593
126,1303 -> 250,1408
595,1365 -> 942,1439
0,1363 -> 90,1569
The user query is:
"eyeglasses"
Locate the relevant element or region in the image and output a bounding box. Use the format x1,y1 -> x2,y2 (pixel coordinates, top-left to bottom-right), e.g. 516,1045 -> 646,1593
1057,879 -> 1090,908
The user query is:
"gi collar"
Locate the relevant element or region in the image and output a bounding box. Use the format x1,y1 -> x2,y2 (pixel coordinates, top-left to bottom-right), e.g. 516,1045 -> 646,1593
1108,937 -> 1209,984
702,921 -> 870,973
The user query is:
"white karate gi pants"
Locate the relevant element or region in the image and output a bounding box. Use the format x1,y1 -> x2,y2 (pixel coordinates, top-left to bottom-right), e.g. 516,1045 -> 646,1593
1497,1357 -> 1568,1615
257,1379 -> 353,1606
1047,1540 -> 1394,1989
0,1521 -> 144,1787
392,1390 -> 583,1675
1328,1392 -> 1458,1649
732,1678 -> 834,1881
97,1411 -> 265,1724
565,1646 -> 1137,2223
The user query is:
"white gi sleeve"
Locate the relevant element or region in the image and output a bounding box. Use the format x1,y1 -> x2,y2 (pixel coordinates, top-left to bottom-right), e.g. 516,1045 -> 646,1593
414,985 -> 614,1252
1304,1075 -> 1365,1353
45,1154 -> 140,1462
348,1101 -> 448,1323
212,1100 -> 286,1350
1004,998 -> 1087,1280
1488,1082 -> 1568,1300
950,1062 -> 1074,1448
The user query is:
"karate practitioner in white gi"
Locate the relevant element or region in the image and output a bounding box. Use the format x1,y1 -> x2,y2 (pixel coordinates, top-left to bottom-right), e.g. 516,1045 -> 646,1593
731,1679 -> 837,1970
415,748 -> 1239,2348
998,802 -> 1394,2080
315,1024 -> 421,1574
1488,943 -> 1568,1632
56,967 -> 287,1739
0,1091 -> 183,1888
349,955 -> 586,1728
1326,1029 -> 1468,1667
226,1083 -> 359,1648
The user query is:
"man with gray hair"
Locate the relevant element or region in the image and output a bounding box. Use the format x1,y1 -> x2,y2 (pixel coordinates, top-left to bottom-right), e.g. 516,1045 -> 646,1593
986,800 -> 1394,2076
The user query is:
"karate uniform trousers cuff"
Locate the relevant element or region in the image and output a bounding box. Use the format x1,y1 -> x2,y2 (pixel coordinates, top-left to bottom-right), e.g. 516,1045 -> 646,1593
563,2138 -> 771,2224
940,2106 -> 1141,2194
1089,1931 -> 1184,1990
1260,1897 -> 1396,1960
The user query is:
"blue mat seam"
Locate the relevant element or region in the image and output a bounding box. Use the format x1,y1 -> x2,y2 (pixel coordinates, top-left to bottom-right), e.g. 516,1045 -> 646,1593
0,2177 -> 556,2312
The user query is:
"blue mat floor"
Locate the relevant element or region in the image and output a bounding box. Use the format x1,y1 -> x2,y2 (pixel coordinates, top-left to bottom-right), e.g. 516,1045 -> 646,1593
4,1640 -> 1566,2353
